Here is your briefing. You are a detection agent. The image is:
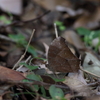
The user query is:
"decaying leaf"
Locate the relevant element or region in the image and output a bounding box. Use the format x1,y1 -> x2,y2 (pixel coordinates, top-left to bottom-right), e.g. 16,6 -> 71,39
73,7 -> 100,29
6,48 -> 23,68
61,30 -> 85,50
0,51 -> 7,57
56,6 -> 84,17
0,0 -> 22,15
86,95 -> 100,100
43,42 -> 49,58
0,66 -> 25,81
83,52 -> 100,77
63,71 -> 91,96
33,0 -> 71,10
48,37 -> 80,72
0,84 -> 12,95
64,94 -> 71,100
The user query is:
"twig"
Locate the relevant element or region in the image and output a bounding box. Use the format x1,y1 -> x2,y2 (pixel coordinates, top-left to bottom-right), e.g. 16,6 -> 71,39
80,66 -> 100,78
5,78 -> 100,91
1,10 -> 50,28
6,80 -> 69,90
0,34 -> 15,42
16,55 -> 32,71
54,23 -> 58,38
13,29 -> 35,70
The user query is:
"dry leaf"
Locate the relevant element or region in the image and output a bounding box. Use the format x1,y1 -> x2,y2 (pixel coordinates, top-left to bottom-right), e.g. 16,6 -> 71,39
64,94 -> 71,100
61,30 -> 85,50
56,6 -> 84,16
0,66 -> 25,81
6,48 -> 23,68
83,52 -> 100,77
43,42 -> 49,58
63,72 -> 91,96
0,85 -> 12,94
0,0 -> 22,15
48,37 -> 80,72
0,51 -> 7,57
73,7 -> 100,29
33,0 -> 71,10
86,95 -> 100,100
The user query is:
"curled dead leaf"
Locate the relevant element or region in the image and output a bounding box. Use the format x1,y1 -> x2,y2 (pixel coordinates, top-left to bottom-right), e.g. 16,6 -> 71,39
0,66 -> 25,81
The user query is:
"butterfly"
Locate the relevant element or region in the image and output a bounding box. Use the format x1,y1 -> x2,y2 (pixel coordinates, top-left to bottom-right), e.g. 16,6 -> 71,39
48,37 -> 80,72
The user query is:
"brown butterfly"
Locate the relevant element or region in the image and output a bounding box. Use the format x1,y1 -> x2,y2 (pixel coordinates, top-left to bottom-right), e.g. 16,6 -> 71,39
48,37 -> 80,72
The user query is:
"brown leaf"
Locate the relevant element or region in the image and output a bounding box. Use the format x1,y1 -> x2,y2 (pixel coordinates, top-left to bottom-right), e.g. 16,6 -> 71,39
0,0 -> 22,15
86,96 -> 100,100
0,51 -> 7,57
64,94 -> 71,100
6,48 -> 23,68
48,37 -> 80,72
0,66 -> 25,81
63,72 -> 91,96
73,7 -> 100,29
33,0 -> 71,10
43,42 -> 49,58
61,30 -> 85,50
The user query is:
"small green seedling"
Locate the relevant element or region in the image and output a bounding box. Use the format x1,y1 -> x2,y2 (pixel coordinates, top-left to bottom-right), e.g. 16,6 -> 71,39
23,73 -> 42,91
0,15 -> 12,24
76,27 -> 100,51
20,62 -> 39,70
8,33 -> 37,56
55,21 -> 66,31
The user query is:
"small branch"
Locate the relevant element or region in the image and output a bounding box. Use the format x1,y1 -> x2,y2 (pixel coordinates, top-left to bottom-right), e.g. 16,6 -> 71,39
80,66 -> 100,78
0,34 -> 15,42
13,29 -> 35,70
1,10 -> 50,28
6,80 -> 69,90
54,23 -> 58,38
6,78 -> 100,91
16,55 -> 32,71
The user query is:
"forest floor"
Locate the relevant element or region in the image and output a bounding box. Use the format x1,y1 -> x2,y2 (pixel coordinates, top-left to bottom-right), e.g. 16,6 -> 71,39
0,0 -> 100,100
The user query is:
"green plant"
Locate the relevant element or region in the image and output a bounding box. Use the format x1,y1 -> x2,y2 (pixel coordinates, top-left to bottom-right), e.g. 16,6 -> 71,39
76,27 -> 100,51
49,85 -> 65,100
20,62 -> 39,70
0,15 -> 12,24
8,33 -> 37,56
23,73 -> 42,91
9,33 -> 66,99
55,21 -> 66,31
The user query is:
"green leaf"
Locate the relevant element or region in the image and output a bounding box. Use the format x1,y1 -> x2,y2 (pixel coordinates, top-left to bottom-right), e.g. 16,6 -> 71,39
76,27 -> 91,36
23,74 -> 42,91
27,45 -> 37,57
26,74 -> 42,81
0,15 -> 12,24
49,85 -> 56,99
49,85 -> 64,100
9,34 -> 37,56
59,26 -> 66,31
8,34 -> 26,44
34,57 -> 47,61
92,30 -> 100,39
55,21 -> 63,26
48,75 -> 65,82
20,63 -> 38,70
55,88 -> 64,99
40,86 -> 46,97
52,77 -> 65,82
